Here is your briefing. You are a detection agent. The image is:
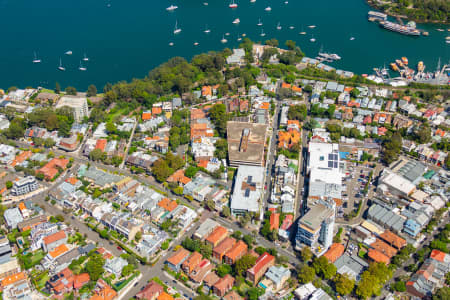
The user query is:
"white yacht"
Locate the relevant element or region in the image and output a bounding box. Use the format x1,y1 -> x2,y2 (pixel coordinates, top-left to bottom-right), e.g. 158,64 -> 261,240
65,50 -> 72,55
83,53 -> 89,61
166,5 -> 178,11
257,18 -> 263,26
260,29 -> 266,36
79,61 -> 87,71
233,18 -> 240,24
221,35 -> 228,43
265,6 -> 271,11
310,35 -> 316,42
276,22 -> 282,30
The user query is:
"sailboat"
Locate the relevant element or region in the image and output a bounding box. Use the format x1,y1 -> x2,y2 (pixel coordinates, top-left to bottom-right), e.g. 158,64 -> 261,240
221,35 -> 228,43
257,18 -> 263,26
65,50 -> 73,55
308,25 -> 316,29
276,22 -> 282,30
233,18 -> 240,24
310,35 -> 316,42
58,58 -> 65,71
79,61 -> 87,71
264,6 -> 271,11
350,36 -> 355,41
260,29 -> 266,37
204,25 -> 211,33
82,53 -> 89,62
237,33 -> 242,41
299,26 -> 306,35
173,20 -> 181,34
32,52 -> 41,63
229,0 -> 238,8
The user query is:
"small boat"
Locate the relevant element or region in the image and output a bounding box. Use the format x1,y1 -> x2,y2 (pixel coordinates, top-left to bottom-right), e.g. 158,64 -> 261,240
437,28 -> 444,32
237,33 -> 242,41
390,63 -> 399,71
203,2 -> 208,5
221,35 -> 228,43
173,20 -> 181,34
250,0 -> 256,2
79,61 -> 87,71
82,53 -> 89,62
107,3 -> 111,8
257,18 -> 263,26
310,35 -> 316,42
446,36 -> 450,40
194,42 -> 199,46
204,25 -> 211,33
350,36 -> 355,41
233,18 -> 240,24
169,42 -> 174,46
242,33 -> 246,37
265,6 -> 271,11
289,25 -> 294,30
32,52 -> 41,63
65,50 -> 72,55
395,59 -> 404,68
58,58 -> 65,71
166,5 -> 178,11
276,22 -> 282,30
284,1 -> 288,3
225,32 -> 230,36
401,57 -> 408,65
260,29 -> 266,37
229,0 -> 238,8
308,25 -> 316,29
446,40 -> 450,44
299,31 -> 306,35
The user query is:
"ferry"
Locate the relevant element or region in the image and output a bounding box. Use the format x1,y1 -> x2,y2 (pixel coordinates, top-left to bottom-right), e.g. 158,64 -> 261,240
229,0 -> 238,8
166,5 -> 178,11
380,21 -> 420,36
232,18 -> 240,24
390,63 -> 399,72
401,57 -> 408,65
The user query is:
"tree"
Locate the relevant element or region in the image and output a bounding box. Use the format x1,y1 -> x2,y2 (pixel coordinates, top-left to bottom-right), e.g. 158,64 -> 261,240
87,84 -> 97,97
65,86 -> 77,95
297,265 -> 316,284
247,287 -> 264,300
239,213 -> 251,227
121,264 -> 134,277
152,159 -> 173,182
391,281 -> 406,292
205,199 -> 215,211
5,181 -> 13,189
221,206 -> 231,218
185,166 -> 198,178
55,82 -> 61,94
288,104 -> 307,121
312,256 -> 337,279
216,264 -> 232,277
334,273 -> 355,295
135,231 -> 142,242
300,247 -> 313,263
89,149 -> 105,161
6,118 -> 25,139
285,40 -> 296,50
99,229 -> 109,239
208,104 -> 228,137
243,234 -> 254,246
84,253 -> 105,281
235,254 -> 256,276
214,139 -> 228,160
44,138 -> 56,148
265,38 -> 279,47
414,124 -> 432,144
105,122 -> 117,134
433,287 -> 450,300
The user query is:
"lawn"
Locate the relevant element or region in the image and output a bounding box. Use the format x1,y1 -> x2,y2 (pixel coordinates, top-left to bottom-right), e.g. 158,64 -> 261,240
21,250 -> 45,269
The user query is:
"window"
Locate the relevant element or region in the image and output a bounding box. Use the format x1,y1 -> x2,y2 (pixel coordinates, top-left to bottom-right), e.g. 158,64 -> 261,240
320,156 -> 324,161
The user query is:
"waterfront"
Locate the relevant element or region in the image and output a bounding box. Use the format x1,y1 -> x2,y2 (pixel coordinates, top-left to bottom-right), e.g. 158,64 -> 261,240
0,0 -> 448,90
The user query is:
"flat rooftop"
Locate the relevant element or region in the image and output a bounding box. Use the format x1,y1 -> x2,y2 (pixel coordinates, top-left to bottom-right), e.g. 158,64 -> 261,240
227,121 -> 267,166
299,203 -> 334,233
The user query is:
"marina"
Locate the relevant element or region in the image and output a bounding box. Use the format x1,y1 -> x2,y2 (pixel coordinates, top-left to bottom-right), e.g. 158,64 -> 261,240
0,0 -> 448,89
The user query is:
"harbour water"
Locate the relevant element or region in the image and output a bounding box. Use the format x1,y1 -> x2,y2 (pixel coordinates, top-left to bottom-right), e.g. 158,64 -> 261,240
0,0 -> 448,90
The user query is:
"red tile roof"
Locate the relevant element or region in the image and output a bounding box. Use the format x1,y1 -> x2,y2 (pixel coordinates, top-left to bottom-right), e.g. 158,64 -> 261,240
379,230 -> 406,250
430,249 -> 448,262
323,243 -> 345,263
73,273 -> 90,290
43,230 -> 66,245
95,139 -> 107,152
269,213 -> 280,230
205,226 -> 228,246
368,249 -> 390,264
166,248 -> 190,266
247,252 -> 275,275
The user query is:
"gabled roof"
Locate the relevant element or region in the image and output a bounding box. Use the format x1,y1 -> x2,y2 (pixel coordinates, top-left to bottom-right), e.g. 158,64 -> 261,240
323,243 -> 345,263
43,230 -> 66,245
166,248 -> 190,266
368,249 -> 390,264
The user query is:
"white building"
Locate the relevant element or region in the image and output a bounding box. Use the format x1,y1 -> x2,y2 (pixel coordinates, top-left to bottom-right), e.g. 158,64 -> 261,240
10,176 -> 39,196
55,96 -> 89,123
230,165 -> 264,216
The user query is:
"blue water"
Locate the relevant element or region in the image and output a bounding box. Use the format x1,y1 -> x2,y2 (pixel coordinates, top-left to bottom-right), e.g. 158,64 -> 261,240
0,0 -> 448,90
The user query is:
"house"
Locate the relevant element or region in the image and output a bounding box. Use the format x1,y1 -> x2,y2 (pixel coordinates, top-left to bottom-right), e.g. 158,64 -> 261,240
182,252 -> 202,275
205,226 -> 228,248
194,219 -> 219,240
333,253 -> 368,281
264,265 -> 291,291
223,291 -> 244,300
368,249 -> 390,264
45,268 -> 74,296
189,258 -> 214,283
37,158 -> 69,180
224,240 -> 248,265
167,170 -> 191,186
323,243 -> 345,263
42,230 -> 67,252
4,208 -> 23,229
89,279 -> 117,300
269,213 -> 280,231
136,281 -> 164,300
247,252 -> 275,285
378,230 -> 406,250
212,237 -> 236,262
166,248 -> 190,272
104,257 -> 128,276
157,198 -> 178,212
203,272 -> 220,293
73,273 -> 90,290
213,274 -> 235,297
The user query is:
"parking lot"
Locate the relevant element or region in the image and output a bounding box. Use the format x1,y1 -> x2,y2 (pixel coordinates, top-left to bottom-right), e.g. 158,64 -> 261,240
338,162 -> 381,219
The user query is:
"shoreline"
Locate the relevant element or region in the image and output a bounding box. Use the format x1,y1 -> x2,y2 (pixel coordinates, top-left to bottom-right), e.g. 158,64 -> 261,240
365,0 -> 449,25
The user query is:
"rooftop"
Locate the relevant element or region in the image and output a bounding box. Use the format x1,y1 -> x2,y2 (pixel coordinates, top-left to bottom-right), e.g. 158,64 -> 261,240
227,121 -> 267,166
